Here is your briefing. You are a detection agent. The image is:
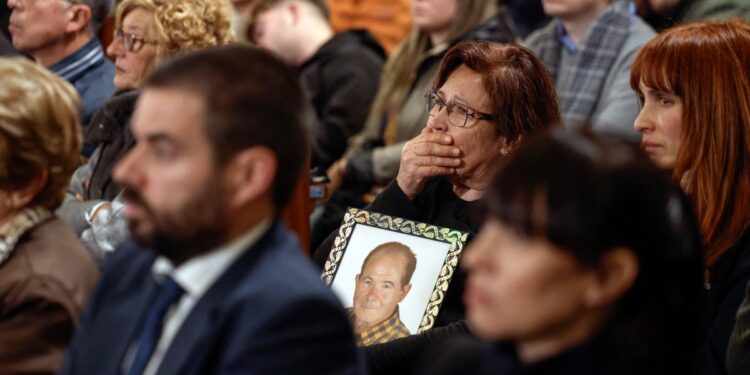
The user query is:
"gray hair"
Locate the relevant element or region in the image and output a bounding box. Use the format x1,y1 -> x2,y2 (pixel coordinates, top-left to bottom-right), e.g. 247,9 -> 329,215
78,0 -> 113,34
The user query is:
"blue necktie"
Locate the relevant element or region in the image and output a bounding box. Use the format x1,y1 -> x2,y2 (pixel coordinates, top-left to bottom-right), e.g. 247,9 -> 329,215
127,275 -> 185,375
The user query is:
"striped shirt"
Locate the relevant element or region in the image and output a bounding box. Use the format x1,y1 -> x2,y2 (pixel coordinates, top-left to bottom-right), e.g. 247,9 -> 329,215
49,38 -> 115,156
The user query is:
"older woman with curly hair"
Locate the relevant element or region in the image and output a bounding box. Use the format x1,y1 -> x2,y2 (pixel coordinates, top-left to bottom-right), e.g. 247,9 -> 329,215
58,0 -> 234,263
0,58 -> 100,374
109,0 -> 234,89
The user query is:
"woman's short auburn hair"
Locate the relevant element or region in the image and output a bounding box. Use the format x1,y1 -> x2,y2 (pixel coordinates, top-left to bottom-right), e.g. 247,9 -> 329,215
115,0 -> 234,62
630,20 -> 750,265
433,41 -> 562,143
0,58 -> 82,210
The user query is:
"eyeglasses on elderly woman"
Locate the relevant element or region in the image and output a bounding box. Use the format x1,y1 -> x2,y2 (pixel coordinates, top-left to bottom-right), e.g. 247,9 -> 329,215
113,28 -> 158,53
424,89 -> 496,128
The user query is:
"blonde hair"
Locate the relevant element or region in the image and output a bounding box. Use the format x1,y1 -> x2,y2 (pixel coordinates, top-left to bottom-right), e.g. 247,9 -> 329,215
115,0 -> 235,62
366,0 -> 498,124
0,58 -> 82,210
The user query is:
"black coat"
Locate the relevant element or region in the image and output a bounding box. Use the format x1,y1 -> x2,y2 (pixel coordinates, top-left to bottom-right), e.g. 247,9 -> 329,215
422,335 -> 639,375
365,321 -> 473,375
301,29 -> 385,170
726,230 -> 750,375
704,228 -> 750,375
84,90 -> 139,201
309,10 -> 517,250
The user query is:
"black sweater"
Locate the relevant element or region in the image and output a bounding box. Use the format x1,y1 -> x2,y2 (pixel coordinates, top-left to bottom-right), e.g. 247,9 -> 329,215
703,228 -> 750,375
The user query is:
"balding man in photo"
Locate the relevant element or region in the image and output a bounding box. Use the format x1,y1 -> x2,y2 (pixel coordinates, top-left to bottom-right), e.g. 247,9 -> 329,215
349,241 -> 416,346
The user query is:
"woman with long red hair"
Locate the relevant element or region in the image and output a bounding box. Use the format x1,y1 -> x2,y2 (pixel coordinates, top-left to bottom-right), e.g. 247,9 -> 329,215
631,20 -> 750,375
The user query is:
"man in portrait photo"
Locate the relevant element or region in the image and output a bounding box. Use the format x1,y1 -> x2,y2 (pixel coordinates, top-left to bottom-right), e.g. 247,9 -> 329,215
349,241 -> 416,346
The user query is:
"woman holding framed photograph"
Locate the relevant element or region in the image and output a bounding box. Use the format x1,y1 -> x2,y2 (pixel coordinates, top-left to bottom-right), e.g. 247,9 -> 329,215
312,0 -> 518,249
315,40 -> 561,329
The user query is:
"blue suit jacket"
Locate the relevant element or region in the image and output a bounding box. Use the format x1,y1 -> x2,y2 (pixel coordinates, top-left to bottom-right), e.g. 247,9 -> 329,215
59,221 -> 361,375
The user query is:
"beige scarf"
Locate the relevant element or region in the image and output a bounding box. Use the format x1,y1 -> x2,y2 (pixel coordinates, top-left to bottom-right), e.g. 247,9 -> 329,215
0,206 -> 52,267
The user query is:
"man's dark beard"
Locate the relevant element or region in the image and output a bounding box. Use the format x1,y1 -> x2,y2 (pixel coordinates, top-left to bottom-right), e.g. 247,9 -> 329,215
121,181 -> 228,266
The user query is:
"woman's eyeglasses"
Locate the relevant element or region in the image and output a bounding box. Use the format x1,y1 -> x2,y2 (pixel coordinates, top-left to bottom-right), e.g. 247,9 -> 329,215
113,28 -> 157,53
425,90 -> 495,128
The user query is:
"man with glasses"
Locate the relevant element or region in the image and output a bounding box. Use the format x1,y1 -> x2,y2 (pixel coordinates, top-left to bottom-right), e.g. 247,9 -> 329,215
7,0 -> 115,156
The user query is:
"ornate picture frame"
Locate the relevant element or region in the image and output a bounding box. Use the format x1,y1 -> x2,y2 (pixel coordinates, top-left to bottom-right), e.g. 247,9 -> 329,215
322,207 -> 468,345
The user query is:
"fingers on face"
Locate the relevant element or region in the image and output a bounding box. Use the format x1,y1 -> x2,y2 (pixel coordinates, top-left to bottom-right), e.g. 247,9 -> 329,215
416,155 -> 461,167
413,142 -> 460,158
419,165 -> 456,177
418,130 -> 453,143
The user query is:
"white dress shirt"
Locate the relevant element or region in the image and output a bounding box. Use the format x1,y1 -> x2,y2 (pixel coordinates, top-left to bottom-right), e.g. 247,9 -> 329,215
123,218 -> 272,375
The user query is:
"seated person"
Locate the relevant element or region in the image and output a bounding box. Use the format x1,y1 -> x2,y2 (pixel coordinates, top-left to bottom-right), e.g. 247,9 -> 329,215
57,0 -> 234,263
631,19 -> 750,375
423,129 -> 705,375
311,0 -> 517,249
58,45 -> 360,375
7,0 -> 116,155
315,40 -> 561,329
0,58 -> 100,374
251,0 -> 385,170
525,0 -> 654,137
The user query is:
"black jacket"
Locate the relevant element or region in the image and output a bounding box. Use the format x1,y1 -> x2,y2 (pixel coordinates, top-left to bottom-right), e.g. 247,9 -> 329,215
704,228 -> 750,375
365,321 -> 473,375
300,29 -> 385,170
423,335 -> 640,375
726,230 -> 750,375
84,90 -> 139,201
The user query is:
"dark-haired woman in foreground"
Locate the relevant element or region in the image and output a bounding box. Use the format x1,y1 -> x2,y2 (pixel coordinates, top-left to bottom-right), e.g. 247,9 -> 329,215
630,20 -> 750,375
426,129 -> 705,374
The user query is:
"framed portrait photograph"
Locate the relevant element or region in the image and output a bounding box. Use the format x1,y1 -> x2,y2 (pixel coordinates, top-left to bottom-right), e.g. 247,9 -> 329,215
321,207 -> 468,346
